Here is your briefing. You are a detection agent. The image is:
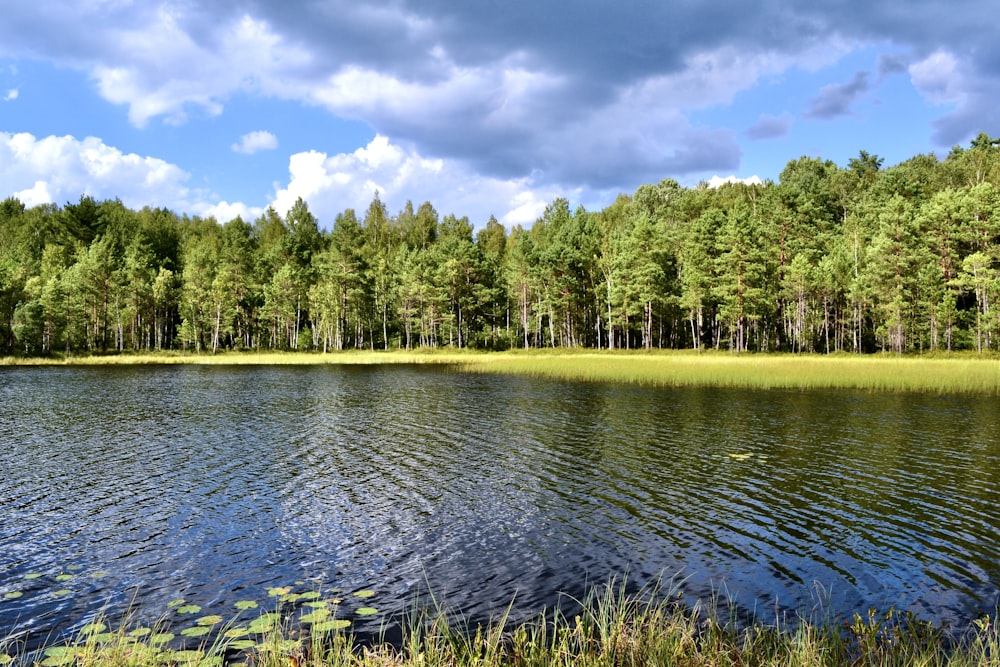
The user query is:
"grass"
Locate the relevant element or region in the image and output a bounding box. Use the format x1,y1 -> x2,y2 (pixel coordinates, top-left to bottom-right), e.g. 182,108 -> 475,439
4,580 -> 1000,666
4,348 -> 1000,394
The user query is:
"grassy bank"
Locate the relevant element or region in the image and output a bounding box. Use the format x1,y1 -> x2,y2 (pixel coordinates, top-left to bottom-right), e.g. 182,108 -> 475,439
4,582 -> 999,667
4,349 -> 1000,394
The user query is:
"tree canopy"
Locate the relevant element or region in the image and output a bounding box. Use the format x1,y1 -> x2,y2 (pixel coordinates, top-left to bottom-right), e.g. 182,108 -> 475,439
3,138 -> 1000,356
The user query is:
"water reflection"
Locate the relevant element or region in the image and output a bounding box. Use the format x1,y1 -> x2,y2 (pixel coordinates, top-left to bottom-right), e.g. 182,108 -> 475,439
1,365 -> 999,647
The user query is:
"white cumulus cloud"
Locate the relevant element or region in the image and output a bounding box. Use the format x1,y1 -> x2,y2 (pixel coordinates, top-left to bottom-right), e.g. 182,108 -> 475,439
3,88 -> 17,101
231,130 -> 278,154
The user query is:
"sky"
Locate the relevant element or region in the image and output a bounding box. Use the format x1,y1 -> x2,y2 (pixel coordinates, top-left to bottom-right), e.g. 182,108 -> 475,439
1,1 -> 999,230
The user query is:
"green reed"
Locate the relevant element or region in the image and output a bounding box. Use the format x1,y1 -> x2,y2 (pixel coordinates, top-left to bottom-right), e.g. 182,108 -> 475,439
6,581 -> 1000,667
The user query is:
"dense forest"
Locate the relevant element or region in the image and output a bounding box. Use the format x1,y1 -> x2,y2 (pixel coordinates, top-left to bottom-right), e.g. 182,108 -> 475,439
3,134 -> 1000,356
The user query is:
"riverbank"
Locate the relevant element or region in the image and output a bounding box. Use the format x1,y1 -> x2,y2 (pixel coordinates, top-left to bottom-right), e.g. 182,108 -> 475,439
4,349 -> 1000,394
4,583 -> 998,667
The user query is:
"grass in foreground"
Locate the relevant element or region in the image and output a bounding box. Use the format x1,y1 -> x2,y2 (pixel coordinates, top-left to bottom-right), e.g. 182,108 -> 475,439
4,349 -> 1000,394
4,582 -> 1000,667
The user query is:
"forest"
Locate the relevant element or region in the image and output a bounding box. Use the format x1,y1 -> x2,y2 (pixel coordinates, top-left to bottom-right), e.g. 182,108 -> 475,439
2,134 -> 1000,356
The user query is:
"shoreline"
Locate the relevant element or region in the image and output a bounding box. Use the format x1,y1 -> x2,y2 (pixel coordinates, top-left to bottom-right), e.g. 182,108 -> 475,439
3,349 -> 1000,394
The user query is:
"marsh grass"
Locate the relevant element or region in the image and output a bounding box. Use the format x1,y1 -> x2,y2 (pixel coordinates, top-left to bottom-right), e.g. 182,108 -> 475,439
5,349 -> 999,394
6,580 -> 1000,667
458,351 -> 1000,395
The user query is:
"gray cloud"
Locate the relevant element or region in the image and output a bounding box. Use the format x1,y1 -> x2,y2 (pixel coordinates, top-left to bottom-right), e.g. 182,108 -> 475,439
805,71 -> 871,119
3,0 -> 1000,193
746,113 -> 793,140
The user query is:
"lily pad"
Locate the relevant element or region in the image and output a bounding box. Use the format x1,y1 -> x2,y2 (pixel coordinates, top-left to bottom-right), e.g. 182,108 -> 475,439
52,589 -> 72,597
180,626 -> 212,638
234,600 -> 258,611
280,593 -> 302,603
67,564 -> 84,571
161,649 -> 204,663
223,627 -> 250,639
248,612 -> 281,634
355,607 -> 378,616
149,633 -> 175,645
299,609 -> 331,624
176,604 -> 202,615
129,627 -> 152,638
90,633 -> 118,644
80,622 -> 108,635
3,591 -> 23,599
304,601 -> 328,609
167,598 -> 186,608
298,591 -> 321,600
352,590 -> 375,599
24,573 -> 43,580
195,615 -> 223,626
267,586 -> 291,597
54,574 -> 73,582
226,639 -> 257,650
41,647 -> 76,666
312,619 -> 351,633
90,571 -> 110,579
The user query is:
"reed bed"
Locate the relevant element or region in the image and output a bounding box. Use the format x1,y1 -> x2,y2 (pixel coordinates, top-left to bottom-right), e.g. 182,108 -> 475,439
4,582 -> 999,667
458,351 -> 1000,395
4,349 -> 1000,394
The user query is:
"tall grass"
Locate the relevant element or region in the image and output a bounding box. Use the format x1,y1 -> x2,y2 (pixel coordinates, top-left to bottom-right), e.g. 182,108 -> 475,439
459,351 -> 1000,395
5,582 -> 1000,666
4,349 -> 1000,394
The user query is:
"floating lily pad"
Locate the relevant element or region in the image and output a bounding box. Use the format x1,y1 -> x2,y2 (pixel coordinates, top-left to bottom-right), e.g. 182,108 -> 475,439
90,571 -> 109,579
196,615 -> 223,626
312,619 -> 351,633
80,622 -> 108,635
248,612 -> 281,634
41,647 -> 76,666
167,598 -> 186,608
90,633 -> 118,644
161,649 -> 204,663
67,564 -> 84,571
355,607 -> 378,616
52,589 -> 72,597
180,626 -> 212,638
24,573 -> 43,580
128,627 -> 152,638
149,633 -> 175,645
223,627 -> 250,639
299,609 -> 331,624
352,590 -> 375,599
280,593 -> 302,603
176,604 -> 202,615
298,591 -> 321,600
234,600 -> 258,611
304,601 -> 328,609
3,591 -> 23,599
54,574 -> 73,582
227,639 -> 257,650
267,586 -> 291,597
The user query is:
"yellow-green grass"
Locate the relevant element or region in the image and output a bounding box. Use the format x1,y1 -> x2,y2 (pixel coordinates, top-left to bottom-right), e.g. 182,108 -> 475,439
4,583 -> 1000,667
458,350 -> 1000,395
4,349 -> 1000,394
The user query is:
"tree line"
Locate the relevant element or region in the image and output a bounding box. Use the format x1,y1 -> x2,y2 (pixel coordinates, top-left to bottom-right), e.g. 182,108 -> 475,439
3,134 -> 1000,356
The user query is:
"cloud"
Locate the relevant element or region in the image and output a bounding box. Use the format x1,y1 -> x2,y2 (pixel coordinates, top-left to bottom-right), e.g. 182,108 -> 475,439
231,130 -> 278,155
3,88 -> 17,101
269,134 -> 573,227
804,71 -> 871,119
0,131 -> 247,219
3,0 -> 1000,194
746,113 -> 793,140
705,174 -> 764,188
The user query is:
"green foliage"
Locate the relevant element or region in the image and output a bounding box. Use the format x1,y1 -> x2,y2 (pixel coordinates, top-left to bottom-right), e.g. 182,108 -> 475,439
6,135 -> 1000,356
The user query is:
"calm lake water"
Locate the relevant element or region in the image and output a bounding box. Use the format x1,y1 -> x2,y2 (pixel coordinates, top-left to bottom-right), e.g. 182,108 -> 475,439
2,364 -> 999,647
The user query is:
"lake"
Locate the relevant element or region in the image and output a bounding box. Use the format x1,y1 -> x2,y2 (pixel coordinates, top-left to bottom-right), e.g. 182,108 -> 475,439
1,364 -> 999,648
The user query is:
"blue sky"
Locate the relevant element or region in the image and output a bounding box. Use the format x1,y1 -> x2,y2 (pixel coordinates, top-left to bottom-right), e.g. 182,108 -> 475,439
1,1 -> 998,229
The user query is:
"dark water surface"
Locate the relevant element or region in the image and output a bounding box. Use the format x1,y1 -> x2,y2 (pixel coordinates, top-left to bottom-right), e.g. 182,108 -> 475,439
2,364 -> 999,646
